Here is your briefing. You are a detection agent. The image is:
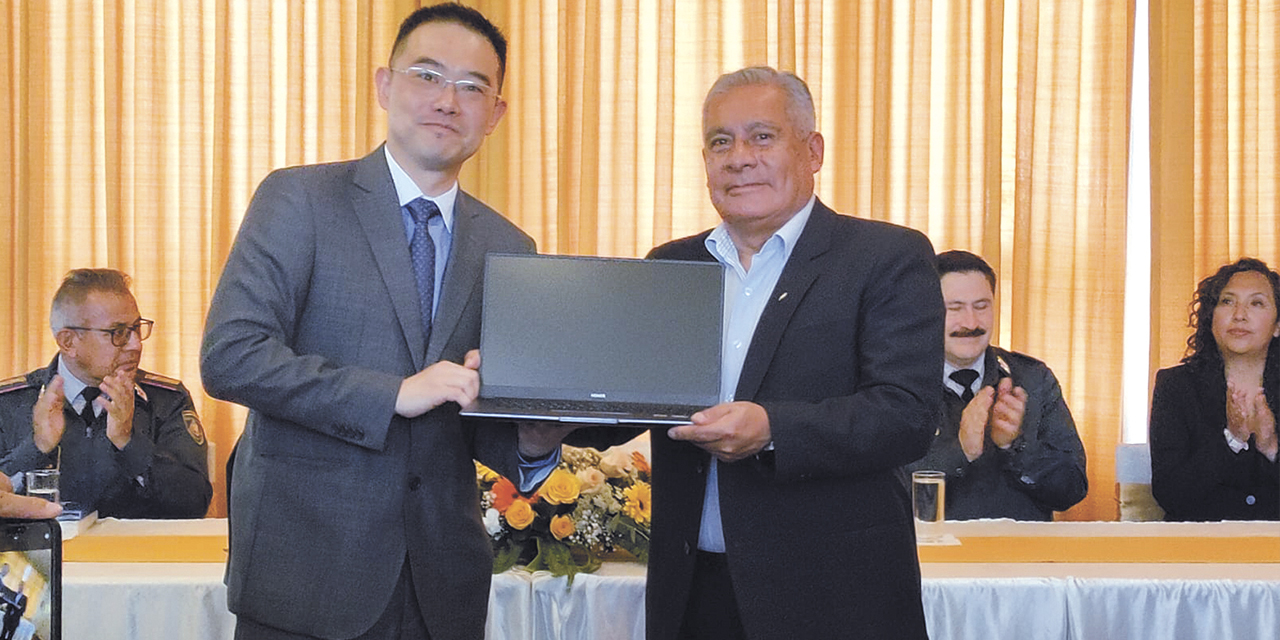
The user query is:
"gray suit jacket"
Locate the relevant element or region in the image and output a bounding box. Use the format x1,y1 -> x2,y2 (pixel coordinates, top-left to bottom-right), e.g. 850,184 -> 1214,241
201,147 -> 535,640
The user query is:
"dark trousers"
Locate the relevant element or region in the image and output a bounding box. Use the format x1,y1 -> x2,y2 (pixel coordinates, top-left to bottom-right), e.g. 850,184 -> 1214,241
677,551 -> 748,640
235,560 -> 430,640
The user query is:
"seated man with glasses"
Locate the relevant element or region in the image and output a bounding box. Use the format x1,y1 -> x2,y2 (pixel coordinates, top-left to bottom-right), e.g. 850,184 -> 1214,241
0,268 -> 211,518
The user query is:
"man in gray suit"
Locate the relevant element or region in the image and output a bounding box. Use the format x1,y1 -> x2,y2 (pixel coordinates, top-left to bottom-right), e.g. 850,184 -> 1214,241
202,4 -> 562,639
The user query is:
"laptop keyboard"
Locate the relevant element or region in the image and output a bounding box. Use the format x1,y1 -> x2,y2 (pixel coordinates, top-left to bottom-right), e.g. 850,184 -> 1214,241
494,397 -> 696,419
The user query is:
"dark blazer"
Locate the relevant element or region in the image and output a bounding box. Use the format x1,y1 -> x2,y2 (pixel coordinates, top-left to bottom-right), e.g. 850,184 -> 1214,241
640,201 -> 942,640
201,147 -> 535,640
906,347 -> 1088,520
1150,362 -> 1280,521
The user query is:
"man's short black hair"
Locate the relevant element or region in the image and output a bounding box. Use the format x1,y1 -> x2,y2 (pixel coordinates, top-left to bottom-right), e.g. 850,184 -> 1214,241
936,250 -> 996,291
390,2 -> 508,90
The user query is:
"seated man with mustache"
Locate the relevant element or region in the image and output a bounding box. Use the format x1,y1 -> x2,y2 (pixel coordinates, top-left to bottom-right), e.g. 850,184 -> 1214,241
906,250 -> 1087,520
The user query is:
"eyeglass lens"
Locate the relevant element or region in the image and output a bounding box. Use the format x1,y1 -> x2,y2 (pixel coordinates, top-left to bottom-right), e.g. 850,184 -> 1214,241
112,320 -> 153,346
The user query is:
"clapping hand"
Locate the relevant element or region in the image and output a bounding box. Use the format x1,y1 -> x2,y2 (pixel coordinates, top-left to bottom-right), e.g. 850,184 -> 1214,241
32,375 -> 67,454
100,368 -> 137,449
1227,381 -> 1278,461
958,388 -> 994,461
989,378 -> 1028,450
957,378 -> 1027,460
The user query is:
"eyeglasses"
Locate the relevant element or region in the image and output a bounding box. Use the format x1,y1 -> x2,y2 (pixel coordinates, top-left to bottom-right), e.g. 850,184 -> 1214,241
65,319 -> 154,347
390,66 -> 500,103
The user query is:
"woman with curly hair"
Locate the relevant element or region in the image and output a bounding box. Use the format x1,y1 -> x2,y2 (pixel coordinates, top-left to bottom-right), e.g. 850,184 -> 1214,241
1150,257 -> 1280,521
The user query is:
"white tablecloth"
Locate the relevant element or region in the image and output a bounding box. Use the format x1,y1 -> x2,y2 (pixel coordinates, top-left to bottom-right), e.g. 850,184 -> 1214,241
61,519 -> 1280,640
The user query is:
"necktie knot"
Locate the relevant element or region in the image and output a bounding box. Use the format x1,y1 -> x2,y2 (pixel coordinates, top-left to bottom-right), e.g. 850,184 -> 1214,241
80,387 -> 102,425
407,198 -> 441,226
949,369 -> 979,402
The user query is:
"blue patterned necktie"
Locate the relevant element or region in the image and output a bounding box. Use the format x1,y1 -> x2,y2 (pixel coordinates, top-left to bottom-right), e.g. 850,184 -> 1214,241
406,198 -> 440,341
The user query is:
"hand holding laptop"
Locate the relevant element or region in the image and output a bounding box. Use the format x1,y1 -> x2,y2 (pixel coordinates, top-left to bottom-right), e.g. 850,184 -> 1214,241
667,401 -> 772,463
395,349 -> 483,418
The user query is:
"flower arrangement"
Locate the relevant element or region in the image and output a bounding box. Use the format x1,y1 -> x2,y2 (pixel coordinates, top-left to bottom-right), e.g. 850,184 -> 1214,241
477,444 -> 651,580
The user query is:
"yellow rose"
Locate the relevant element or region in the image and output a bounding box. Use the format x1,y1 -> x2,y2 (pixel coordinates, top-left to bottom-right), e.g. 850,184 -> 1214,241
541,469 -> 582,505
598,448 -> 634,478
505,500 -> 536,530
550,514 -> 576,540
622,482 -> 652,525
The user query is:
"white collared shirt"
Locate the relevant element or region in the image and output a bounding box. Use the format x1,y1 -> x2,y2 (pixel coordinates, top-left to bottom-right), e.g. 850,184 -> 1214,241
944,357 -> 987,398
385,147 -> 457,317
697,196 -> 816,553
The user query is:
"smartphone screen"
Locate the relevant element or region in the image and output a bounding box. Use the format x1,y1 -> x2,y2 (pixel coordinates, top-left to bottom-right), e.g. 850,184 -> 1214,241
0,519 -> 61,640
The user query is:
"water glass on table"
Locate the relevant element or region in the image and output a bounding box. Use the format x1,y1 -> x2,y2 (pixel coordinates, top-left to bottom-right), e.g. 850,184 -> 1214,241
24,469 -> 60,504
911,470 -> 946,544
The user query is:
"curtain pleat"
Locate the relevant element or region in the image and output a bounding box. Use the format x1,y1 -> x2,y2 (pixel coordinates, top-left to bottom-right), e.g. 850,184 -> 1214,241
1151,0 -> 1280,410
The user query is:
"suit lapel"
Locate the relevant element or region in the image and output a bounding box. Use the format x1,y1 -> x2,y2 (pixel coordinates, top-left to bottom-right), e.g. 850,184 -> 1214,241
350,147 -> 429,370
734,201 -> 836,401
427,190 -> 484,362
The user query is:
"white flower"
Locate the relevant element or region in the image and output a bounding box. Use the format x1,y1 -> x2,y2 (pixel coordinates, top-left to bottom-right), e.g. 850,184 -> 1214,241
483,508 -> 503,536
598,448 -> 634,478
576,467 -> 610,496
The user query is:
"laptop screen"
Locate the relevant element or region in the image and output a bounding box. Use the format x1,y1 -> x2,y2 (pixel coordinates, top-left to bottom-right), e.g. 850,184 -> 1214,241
478,254 -> 724,406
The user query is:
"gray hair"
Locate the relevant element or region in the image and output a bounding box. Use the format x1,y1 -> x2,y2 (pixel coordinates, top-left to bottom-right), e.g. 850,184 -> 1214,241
703,66 -> 816,135
50,268 -> 133,331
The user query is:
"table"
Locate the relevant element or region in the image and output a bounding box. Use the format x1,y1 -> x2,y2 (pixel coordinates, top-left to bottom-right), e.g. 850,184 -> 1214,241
61,519 -> 1280,640
62,519 -> 234,640
915,520 -> 1280,640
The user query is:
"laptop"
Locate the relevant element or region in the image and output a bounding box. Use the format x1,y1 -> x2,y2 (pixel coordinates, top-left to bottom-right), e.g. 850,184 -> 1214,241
460,253 -> 724,426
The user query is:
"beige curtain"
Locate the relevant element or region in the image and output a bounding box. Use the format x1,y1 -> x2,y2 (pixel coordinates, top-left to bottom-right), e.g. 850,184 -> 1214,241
1,0 -> 415,515
484,0 -> 1134,521
1151,0 -> 1280,375
4,0 -> 1134,520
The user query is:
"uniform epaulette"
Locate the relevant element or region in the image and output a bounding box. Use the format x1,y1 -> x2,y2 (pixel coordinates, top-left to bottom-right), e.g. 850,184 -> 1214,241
0,375 -> 34,395
997,348 -> 1047,368
139,371 -> 183,391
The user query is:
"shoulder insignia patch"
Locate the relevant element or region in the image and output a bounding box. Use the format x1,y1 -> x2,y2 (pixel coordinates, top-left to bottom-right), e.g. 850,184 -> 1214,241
140,371 -> 182,391
0,375 -> 34,395
183,410 -> 207,446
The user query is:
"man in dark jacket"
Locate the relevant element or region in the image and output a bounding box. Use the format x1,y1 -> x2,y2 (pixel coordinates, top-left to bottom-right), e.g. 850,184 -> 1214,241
907,250 -> 1087,521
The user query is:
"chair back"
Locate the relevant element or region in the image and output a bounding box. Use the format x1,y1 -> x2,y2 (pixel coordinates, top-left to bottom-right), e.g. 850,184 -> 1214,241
1116,442 -> 1165,521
